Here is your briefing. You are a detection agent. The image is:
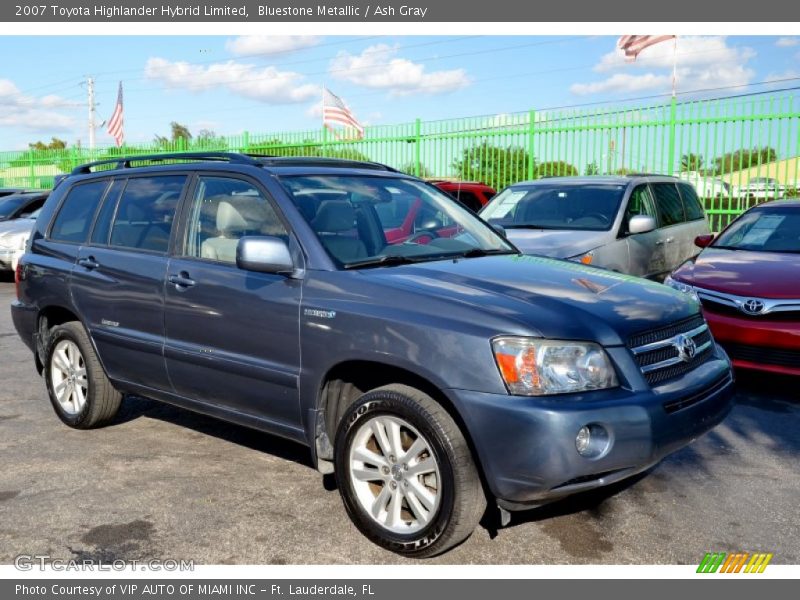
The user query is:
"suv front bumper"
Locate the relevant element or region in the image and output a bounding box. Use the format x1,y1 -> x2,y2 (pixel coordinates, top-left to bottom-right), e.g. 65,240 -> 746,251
446,347 -> 734,508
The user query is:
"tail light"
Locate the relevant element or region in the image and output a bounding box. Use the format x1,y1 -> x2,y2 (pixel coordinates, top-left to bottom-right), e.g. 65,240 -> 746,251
14,263 -> 22,300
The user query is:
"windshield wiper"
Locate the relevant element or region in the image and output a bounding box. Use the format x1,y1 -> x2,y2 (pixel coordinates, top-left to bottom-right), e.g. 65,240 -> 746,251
452,248 -> 519,259
501,223 -> 562,230
343,255 -> 423,270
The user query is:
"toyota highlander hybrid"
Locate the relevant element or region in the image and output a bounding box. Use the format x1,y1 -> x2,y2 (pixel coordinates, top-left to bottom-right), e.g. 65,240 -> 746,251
12,153 -> 734,557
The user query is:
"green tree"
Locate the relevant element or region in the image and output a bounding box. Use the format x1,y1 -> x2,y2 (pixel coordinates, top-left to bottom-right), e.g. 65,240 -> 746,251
28,137 -> 68,151
534,161 -> 578,178
400,162 -> 433,178
585,161 -> 600,176
194,129 -> 228,150
713,147 -> 777,175
680,153 -> 704,172
452,142 -> 532,190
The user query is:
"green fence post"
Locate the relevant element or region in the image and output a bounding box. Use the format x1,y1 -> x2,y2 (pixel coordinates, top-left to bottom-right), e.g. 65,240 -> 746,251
322,126 -> 328,157
527,109 -> 536,180
242,131 -> 250,154
667,96 -> 678,175
28,149 -> 35,189
414,118 -> 422,177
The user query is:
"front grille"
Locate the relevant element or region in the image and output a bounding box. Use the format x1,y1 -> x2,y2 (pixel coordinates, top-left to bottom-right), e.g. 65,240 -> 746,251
724,343 -> 800,368
629,315 -> 714,385
701,299 -> 800,321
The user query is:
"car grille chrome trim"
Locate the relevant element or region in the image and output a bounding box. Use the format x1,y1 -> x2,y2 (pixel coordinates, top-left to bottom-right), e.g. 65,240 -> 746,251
693,285 -> 800,316
628,316 -> 714,385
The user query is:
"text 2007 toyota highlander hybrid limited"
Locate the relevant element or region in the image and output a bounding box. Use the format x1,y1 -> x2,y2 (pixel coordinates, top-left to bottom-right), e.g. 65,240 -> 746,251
11,153 -> 734,557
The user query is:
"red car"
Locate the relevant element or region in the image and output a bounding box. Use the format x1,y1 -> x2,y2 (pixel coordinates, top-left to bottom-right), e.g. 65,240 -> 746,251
667,199 -> 800,376
431,180 -> 496,212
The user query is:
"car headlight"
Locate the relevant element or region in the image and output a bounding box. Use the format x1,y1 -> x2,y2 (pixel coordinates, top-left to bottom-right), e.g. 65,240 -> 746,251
664,275 -> 698,301
492,337 -> 618,396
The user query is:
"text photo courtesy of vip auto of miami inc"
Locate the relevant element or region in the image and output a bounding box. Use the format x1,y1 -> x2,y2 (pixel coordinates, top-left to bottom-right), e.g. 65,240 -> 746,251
0,25 -> 798,578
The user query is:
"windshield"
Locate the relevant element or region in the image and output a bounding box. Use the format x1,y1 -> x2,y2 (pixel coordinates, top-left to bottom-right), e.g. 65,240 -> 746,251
278,175 -> 515,268
480,183 -> 626,231
0,196 -> 27,218
714,207 -> 800,253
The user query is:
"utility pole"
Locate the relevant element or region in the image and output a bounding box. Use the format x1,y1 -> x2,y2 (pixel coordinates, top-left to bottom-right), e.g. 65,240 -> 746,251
87,77 -> 96,150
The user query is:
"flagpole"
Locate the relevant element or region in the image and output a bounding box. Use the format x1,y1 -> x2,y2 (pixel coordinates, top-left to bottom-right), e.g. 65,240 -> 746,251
671,36 -> 678,98
321,85 -> 328,155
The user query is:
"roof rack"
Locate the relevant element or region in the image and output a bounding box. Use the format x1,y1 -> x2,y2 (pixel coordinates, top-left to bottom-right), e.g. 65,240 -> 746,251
70,152 -> 262,175
254,156 -> 399,172
623,172 -> 672,178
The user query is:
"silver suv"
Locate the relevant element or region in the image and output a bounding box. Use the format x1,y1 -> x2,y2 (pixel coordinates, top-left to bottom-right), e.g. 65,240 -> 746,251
480,175 -> 710,280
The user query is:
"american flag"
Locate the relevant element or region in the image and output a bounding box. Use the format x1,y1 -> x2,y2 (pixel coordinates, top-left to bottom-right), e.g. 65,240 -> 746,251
107,82 -> 124,147
617,35 -> 676,61
322,88 -> 364,140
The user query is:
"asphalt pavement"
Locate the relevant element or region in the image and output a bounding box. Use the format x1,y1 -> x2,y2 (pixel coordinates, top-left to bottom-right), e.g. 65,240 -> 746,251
1,275 -> 798,565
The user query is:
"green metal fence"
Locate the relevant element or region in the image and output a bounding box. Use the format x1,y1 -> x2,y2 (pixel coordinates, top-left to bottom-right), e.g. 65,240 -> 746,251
2,89 -> 799,230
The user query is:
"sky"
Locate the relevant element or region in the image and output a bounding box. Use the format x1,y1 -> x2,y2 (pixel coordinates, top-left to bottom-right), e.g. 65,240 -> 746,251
1,34 -> 799,150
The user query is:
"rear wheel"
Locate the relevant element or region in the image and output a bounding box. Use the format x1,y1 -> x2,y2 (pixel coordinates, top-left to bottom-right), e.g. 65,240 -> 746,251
44,322 -> 122,429
334,384 -> 485,558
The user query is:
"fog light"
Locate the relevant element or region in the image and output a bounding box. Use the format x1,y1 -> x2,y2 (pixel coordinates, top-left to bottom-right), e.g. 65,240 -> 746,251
575,423 -> 611,458
576,426 -> 591,454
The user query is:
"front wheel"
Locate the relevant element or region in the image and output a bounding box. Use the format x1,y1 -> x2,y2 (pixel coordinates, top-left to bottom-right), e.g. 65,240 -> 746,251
334,384 -> 485,558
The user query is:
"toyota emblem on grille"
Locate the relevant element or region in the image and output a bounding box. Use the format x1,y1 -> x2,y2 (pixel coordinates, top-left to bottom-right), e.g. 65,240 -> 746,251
741,298 -> 765,315
674,334 -> 697,362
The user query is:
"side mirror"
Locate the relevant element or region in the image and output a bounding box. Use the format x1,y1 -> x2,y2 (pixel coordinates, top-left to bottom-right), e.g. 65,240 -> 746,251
628,215 -> 656,235
694,234 -> 715,248
236,236 -> 294,275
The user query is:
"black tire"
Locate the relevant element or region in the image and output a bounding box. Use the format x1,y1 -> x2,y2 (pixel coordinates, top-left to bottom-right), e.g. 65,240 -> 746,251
334,384 -> 485,558
44,321 -> 122,429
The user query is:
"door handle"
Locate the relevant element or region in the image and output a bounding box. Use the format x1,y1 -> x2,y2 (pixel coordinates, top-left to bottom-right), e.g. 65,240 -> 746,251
77,256 -> 100,270
168,272 -> 196,289
665,237 -> 675,243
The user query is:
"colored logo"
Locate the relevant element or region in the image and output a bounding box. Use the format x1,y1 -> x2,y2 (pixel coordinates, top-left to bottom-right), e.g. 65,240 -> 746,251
674,333 -> 697,362
697,552 -> 773,573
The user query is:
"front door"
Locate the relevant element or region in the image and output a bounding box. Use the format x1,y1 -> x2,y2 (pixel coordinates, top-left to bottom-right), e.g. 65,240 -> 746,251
163,174 -> 303,430
622,184 -> 667,278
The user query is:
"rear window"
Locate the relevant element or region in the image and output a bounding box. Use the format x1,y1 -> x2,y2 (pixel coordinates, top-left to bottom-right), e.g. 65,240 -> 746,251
652,183 -> 685,226
109,176 -> 185,253
49,182 -> 109,243
678,183 -> 705,221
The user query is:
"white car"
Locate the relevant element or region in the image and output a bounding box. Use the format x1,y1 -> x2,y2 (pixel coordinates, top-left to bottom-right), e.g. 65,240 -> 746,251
739,177 -> 785,200
677,173 -> 731,198
0,208 -> 38,271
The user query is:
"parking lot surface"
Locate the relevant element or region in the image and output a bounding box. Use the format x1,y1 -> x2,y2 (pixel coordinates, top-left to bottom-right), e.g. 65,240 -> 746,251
1,276 -> 798,565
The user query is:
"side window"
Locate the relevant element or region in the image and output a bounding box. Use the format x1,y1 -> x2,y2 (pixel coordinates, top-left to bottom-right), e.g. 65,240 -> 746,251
678,183 -> 705,221
652,183 -> 686,227
110,176 -> 185,253
623,185 -> 656,233
49,181 -> 109,243
184,176 -> 287,264
90,179 -> 125,245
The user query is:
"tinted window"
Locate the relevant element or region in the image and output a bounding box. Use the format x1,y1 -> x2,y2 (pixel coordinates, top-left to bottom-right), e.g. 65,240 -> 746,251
624,185 -> 656,233
455,191 -> 482,212
0,195 -> 40,219
90,179 -> 124,245
50,183 -> 108,243
652,183 -> 685,226
184,176 -> 286,264
678,183 -> 705,221
110,176 -> 185,252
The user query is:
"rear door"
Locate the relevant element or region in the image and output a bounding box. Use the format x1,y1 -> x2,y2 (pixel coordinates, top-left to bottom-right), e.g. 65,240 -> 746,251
163,173 -> 303,431
621,183 -> 666,277
650,182 -> 687,275
71,174 -> 186,391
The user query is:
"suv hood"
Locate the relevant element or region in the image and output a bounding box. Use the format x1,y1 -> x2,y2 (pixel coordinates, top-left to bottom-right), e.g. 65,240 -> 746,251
673,248 -> 800,299
503,228 -> 609,259
363,254 -> 697,346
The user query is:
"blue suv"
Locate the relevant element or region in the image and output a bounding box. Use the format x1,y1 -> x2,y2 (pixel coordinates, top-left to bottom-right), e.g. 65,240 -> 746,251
11,153 -> 734,557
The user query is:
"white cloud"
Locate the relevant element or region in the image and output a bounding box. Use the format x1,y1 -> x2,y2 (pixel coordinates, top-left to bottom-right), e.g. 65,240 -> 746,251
572,36 -> 755,97
225,35 -> 321,57
776,37 -> 799,48
144,57 -> 320,104
329,44 -> 470,96
0,79 -> 76,131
